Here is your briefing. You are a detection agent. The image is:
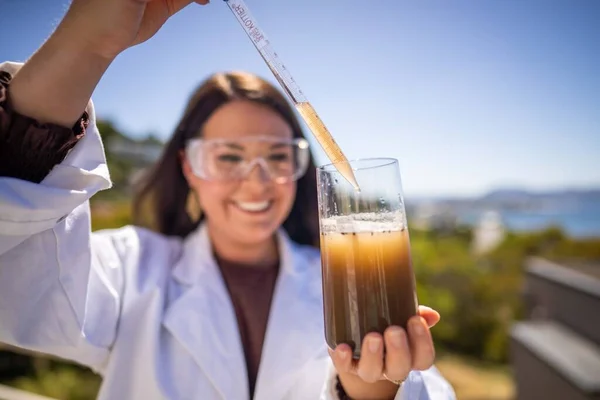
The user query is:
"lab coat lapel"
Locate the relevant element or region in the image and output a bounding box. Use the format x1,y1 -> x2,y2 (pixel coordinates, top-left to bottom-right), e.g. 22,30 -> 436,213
163,225 -> 249,400
254,231 -> 327,400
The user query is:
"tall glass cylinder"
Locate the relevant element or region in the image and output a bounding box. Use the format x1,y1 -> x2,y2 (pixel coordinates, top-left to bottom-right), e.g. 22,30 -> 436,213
317,158 -> 418,358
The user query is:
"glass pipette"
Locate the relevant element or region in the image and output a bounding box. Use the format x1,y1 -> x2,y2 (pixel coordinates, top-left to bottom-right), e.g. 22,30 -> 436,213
223,0 -> 361,191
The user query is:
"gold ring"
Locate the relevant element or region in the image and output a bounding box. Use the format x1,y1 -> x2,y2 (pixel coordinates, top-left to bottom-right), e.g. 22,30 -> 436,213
382,372 -> 404,385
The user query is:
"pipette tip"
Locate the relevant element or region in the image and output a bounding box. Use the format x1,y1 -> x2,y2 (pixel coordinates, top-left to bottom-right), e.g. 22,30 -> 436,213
350,180 -> 361,193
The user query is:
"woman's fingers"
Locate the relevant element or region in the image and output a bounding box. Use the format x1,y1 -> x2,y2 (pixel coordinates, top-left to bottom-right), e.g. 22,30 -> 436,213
382,326 -> 412,382
418,305 -> 441,328
330,306 -> 440,382
356,333 -> 384,383
166,0 -> 209,16
329,344 -> 353,375
407,316 -> 436,370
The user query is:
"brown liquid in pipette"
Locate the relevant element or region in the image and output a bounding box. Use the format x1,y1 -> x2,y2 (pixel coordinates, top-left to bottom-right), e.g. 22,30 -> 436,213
296,102 -> 360,191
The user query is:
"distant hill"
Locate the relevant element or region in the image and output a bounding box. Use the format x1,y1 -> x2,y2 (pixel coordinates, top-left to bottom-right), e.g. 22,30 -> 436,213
406,187 -> 600,215
480,188 -> 600,203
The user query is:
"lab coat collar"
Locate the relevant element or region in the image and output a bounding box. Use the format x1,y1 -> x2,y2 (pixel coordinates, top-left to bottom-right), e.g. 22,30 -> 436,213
164,223 -> 326,400
171,223 -> 297,286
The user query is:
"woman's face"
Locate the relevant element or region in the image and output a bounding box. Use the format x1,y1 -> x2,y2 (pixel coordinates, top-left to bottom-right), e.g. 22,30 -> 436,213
181,100 -> 298,247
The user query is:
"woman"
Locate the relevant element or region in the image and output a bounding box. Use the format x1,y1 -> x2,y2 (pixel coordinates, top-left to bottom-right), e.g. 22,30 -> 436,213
0,0 -> 455,399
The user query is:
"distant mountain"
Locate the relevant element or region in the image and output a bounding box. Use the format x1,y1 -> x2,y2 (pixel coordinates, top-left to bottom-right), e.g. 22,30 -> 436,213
480,188 -> 600,203
406,187 -> 600,215
479,189 -> 535,202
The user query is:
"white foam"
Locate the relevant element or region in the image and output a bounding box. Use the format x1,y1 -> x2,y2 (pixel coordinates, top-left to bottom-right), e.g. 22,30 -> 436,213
320,212 -> 407,234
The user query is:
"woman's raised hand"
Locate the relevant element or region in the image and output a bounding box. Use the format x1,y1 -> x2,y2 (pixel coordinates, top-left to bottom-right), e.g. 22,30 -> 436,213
61,0 -> 210,60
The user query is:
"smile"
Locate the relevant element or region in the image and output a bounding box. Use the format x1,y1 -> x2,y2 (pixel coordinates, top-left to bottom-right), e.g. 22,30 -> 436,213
233,200 -> 272,213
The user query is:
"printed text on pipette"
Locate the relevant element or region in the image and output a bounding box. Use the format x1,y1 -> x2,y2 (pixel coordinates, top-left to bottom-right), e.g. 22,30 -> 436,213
230,2 -> 267,49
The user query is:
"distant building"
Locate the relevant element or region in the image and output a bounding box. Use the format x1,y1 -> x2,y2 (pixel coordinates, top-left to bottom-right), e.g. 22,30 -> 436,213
511,257 -> 600,399
410,203 -> 458,233
471,210 -> 506,254
107,137 -> 163,165
106,137 -> 164,190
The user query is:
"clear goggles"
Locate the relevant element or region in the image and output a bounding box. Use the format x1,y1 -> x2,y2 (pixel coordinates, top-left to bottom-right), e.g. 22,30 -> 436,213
185,136 -> 310,183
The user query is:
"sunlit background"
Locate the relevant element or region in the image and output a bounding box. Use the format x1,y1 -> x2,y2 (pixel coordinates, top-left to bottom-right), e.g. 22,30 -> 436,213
1,0 -> 599,399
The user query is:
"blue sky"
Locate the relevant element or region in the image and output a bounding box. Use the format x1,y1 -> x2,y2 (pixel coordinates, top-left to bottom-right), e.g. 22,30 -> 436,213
1,0 -> 599,197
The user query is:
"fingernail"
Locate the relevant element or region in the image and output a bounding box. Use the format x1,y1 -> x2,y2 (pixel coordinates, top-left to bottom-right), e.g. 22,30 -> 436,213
411,319 -> 425,335
389,328 -> 404,348
419,305 -> 433,312
337,350 -> 348,360
368,337 -> 381,353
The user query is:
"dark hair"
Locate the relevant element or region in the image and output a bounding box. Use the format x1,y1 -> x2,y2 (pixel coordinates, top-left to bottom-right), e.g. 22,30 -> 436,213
132,71 -> 319,247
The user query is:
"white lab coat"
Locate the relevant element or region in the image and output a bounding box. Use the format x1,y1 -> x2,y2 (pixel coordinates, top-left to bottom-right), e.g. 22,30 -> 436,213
0,61 -> 455,400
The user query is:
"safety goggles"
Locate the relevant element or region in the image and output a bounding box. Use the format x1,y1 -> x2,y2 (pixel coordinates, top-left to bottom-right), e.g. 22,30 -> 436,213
185,136 -> 310,183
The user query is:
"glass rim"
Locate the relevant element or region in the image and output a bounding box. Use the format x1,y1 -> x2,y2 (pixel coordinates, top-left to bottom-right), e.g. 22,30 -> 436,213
317,157 -> 398,173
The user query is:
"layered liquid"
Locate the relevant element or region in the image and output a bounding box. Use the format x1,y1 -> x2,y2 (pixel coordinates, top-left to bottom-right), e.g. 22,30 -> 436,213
320,223 -> 418,358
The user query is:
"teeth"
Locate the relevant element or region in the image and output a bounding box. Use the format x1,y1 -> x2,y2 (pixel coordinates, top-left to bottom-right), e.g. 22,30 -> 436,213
235,201 -> 271,212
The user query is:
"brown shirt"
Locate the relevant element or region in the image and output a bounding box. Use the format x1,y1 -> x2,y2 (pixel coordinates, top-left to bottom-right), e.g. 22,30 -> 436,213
215,255 -> 279,398
0,71 -> 280,399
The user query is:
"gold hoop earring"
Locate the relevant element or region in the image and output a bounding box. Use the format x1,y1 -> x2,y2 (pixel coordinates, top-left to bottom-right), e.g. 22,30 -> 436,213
186,190 -> 202,222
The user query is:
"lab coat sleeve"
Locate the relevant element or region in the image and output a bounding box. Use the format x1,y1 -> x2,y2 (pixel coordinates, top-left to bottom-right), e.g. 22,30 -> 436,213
0,84 -> 122,372
320,359 -> 457,400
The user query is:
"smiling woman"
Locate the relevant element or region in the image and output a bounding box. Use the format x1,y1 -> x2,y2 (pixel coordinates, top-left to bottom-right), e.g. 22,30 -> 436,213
133,72 -> 320,247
